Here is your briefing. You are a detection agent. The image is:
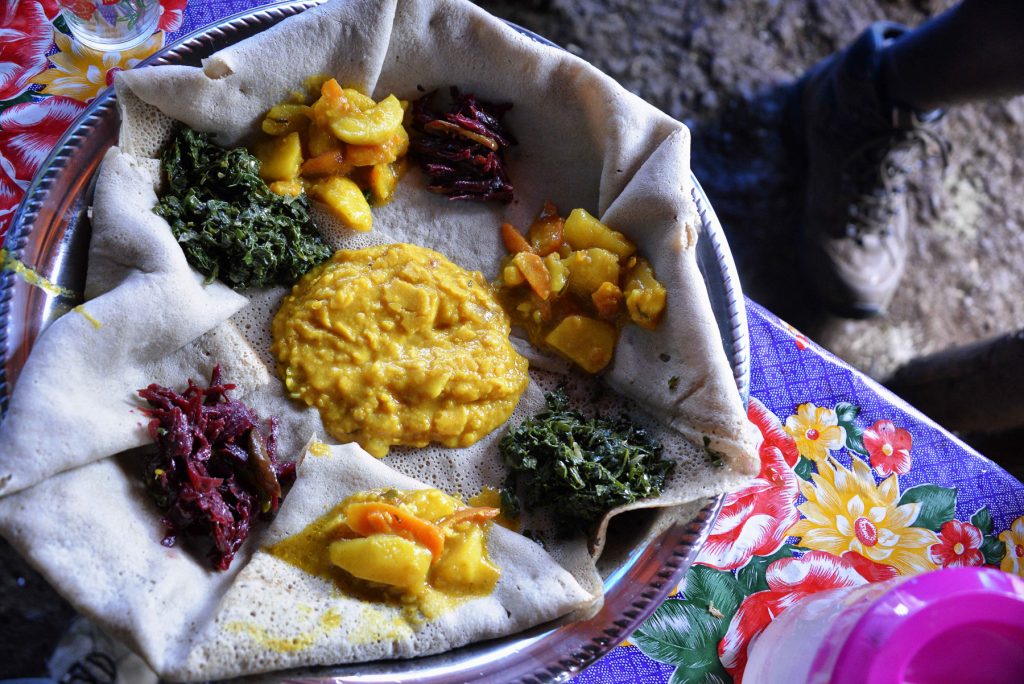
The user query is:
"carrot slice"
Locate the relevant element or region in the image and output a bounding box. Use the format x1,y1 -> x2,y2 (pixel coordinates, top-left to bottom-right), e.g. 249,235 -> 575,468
501,222 -> 533,254
320,77 -> 345,103
512,251 -> 551,300
300,150 -> 352,177
438,506 -> 500,528
344,502 -> 446,560
311,78 -> 354,131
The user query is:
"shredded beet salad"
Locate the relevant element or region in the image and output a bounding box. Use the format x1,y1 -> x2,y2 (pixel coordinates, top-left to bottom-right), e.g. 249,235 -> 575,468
410,87 -> 517,202
138,366 -> 296,571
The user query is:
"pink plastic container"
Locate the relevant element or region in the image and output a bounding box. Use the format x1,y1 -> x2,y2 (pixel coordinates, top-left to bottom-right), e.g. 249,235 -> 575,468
744,567 -> 1024,684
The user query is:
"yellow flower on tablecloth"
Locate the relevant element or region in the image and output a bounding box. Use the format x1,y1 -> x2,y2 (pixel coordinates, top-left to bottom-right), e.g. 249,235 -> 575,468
31,29 -> 164,103
999,515 -> 1024,577
788,456 -> 939,576
783,402 -> 846,462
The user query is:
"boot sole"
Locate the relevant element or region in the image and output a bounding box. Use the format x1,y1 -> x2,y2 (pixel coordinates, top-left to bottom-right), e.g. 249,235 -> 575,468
825,299 -> 884,319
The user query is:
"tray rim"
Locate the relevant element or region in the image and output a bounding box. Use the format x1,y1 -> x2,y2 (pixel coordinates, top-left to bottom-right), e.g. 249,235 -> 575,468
0,2 -> 749,681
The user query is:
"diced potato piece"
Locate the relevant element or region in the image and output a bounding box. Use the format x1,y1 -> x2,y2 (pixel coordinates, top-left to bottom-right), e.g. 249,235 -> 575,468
328,535 -> 431,589
268,179 -> 303,196
301,150 -> 352,177
592,281 -> 623,319
527,201 -> 565,256
303,74 -> 332,101
545,253 -> 569,295
368,159 -> 403,205
346,126 -> 409,166
309,176 -> 373,232
565,247 -> 622,297
501,260 -> 525,287
400,489 -> 459,522
395,124 -> 410,156
261,104 -> 310,136
308,121 -> 343,157
545,315 -> 618,373
343,87 -> 377,110
624,258 -> 667,329
501,222 -> 532,254
433,527 -> 500,593
512,251 -> 551,301
330,94 -> 404,145
563,208 -> 636,258
256,131 -> 302,182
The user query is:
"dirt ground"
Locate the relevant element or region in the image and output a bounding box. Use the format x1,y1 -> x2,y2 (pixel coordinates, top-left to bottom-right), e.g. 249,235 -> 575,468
4,0 -> 1024,678
476,0 -> 1024,382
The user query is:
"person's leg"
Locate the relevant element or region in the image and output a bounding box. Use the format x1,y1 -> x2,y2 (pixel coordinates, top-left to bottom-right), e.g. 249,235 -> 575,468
791,0 -> 1024,318
882,0 -> 1024,112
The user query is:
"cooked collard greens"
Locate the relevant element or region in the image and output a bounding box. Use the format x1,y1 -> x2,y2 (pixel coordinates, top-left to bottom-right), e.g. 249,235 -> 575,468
499,388 -> 673,533
155,127 -> 331,290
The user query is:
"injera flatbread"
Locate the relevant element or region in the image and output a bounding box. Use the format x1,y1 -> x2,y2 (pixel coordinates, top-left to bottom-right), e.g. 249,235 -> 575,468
0,148 -> 247,496
169,443 -> 594,681
0,0 -> 760,678
113,0 -> 759,478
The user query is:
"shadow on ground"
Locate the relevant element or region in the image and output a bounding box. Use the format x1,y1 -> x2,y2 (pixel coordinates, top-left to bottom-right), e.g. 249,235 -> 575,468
687,85 -> 814,325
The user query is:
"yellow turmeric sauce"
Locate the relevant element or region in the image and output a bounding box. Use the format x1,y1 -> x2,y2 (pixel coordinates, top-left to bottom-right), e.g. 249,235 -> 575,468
271,243 -> 529,457
72,304 -> 102,329
0,250 -> 100,327
468,486 -> 519,531
0,249 -> 77,299
227,608 -> 342,653
308,439 -> 331,457
267,488 -> 501,620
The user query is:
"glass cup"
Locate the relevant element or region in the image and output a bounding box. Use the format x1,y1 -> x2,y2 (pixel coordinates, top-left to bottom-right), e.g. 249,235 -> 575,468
58,0 -> 160,52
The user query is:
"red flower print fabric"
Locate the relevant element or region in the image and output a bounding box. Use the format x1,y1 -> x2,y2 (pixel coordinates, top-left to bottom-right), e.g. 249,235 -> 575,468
0,0 -> 59,100
840,550 -> 900,582
863,419 -> 912,476
158,0 -> 186,32
719,551 -> 873,682
929,519 -> 984,568
699,397 -> 801,570
0,96 -> 87,239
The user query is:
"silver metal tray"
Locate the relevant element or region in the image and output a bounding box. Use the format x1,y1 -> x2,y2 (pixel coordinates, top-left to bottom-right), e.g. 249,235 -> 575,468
0,2 -> 749,681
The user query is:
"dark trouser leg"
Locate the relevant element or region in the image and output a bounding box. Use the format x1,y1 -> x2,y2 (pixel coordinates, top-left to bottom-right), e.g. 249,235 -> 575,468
886,329 -> 1024,434
881,0 -> 1024,112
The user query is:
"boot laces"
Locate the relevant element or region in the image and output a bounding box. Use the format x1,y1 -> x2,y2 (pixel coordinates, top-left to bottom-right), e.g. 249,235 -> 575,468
836,125 -> 949,239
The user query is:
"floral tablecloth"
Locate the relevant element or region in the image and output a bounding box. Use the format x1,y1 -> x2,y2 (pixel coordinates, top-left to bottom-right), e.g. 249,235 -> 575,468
2,3 -> 1023,683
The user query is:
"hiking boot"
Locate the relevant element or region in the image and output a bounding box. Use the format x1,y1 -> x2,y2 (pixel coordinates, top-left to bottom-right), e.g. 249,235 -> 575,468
789,21 -> 948,318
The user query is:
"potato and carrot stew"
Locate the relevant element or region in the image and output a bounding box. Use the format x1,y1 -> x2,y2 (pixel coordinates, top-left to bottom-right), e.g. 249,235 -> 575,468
255,77 -> 409,232
495,203 -> 667,373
